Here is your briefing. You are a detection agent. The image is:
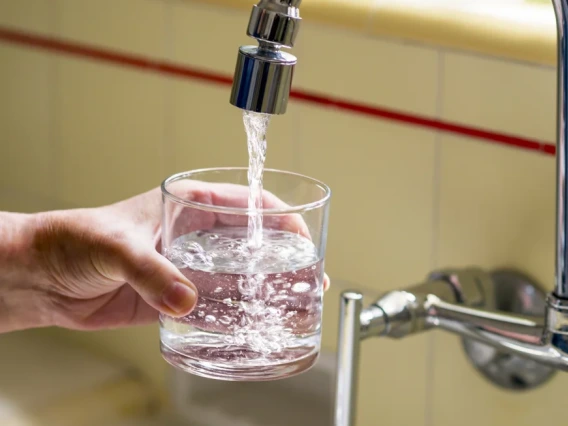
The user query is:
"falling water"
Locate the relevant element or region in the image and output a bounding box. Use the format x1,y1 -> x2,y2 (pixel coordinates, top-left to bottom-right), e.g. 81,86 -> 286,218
243,111 -> 271,250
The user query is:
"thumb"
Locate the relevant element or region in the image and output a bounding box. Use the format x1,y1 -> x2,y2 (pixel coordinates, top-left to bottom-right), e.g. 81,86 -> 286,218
96,238 -> 198,317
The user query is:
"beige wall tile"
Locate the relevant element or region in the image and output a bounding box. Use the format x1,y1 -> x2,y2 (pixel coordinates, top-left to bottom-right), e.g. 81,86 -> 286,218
167,80 -> 247,175
357,337 -> 429,426
170,1 -> 250,75
432,332 -> 566,426
56,0 -> 167,58
0,45 -> 53,199
295,105 -> 437,289
54,59 -> 165,207
167,79 -> 301,176
0,0 -> 53,34
437,134 -> 554,285
442,52 -> 556,142
434,134 -> 561,426
296,106 -> 435,426
295,25 -> 439,116
263,104 -> 303,173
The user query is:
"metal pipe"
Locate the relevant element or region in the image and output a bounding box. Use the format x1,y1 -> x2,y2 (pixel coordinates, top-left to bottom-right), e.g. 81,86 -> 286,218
427,296 -> 568,370
427,297 -> 544,340
335,292 -> 363,426
553,0 -> 568,298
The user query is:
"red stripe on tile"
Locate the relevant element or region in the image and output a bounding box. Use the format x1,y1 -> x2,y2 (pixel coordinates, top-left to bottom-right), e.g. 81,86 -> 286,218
0,27 -> 556,156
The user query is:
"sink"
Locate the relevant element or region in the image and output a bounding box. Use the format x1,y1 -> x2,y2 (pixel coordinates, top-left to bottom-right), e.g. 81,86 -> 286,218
167,351 -> 335,426
0,330 -> 157,426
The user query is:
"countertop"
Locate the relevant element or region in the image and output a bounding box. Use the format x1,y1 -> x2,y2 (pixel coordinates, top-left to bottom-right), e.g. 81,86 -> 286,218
0,330 -> 157,426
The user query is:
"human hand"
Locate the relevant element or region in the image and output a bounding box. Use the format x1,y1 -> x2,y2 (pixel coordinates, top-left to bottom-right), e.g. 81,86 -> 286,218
5,183 -> 329,332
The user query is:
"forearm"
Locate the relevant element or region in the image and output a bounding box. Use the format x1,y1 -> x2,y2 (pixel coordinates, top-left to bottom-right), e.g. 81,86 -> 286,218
0,212 -> 52,333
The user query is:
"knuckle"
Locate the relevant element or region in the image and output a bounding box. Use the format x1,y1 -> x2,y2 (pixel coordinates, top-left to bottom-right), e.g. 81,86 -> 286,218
125,252 -> 164,294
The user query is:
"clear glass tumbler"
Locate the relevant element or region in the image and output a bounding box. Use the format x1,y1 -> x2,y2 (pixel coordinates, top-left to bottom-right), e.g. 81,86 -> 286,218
159,167 -> 331,381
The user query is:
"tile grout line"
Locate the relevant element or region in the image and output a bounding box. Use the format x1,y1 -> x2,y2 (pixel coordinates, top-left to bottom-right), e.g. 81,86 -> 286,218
162,0 -> 173,179
293,8 -> 306,175
48,0 -> 60,207
424,48 -> 446,426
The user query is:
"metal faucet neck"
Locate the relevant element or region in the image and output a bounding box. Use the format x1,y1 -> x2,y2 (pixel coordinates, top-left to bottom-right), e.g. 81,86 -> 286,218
553,0 -> 568,297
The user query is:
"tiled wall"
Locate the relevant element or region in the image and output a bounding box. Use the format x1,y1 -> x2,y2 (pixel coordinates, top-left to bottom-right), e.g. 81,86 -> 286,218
0,1 -> 562,425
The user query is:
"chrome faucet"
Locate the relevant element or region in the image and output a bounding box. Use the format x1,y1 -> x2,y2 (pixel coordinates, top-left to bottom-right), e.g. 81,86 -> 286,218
229,0 -> 300,114
231,1 -> 568,425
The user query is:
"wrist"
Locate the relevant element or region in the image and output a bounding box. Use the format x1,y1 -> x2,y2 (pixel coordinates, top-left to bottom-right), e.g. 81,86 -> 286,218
0,212 -> 54,332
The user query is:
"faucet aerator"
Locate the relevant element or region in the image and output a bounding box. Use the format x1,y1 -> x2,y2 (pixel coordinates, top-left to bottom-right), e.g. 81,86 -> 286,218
230,45 -> 296,115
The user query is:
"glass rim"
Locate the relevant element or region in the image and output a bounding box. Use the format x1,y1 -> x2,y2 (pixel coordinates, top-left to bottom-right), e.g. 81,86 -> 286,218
161,167 -> 331,215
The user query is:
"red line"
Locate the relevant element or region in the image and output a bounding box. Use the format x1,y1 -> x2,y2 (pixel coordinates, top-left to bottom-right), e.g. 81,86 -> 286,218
0,27 -> 556,156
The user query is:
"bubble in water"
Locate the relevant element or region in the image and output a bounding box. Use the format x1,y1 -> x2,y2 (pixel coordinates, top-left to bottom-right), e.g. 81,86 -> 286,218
237,277 -> 248,293
165,241 -> 214,270
164,227 -> 323,358
167,228 -> 318,275
292,282 -> 311,293
219,315 -> 233,325
264,283 -> 275,299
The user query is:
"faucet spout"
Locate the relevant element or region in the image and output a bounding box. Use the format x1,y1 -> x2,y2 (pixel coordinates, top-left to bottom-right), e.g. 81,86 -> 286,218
425,297 -> 568,370
229,0 -> 302,114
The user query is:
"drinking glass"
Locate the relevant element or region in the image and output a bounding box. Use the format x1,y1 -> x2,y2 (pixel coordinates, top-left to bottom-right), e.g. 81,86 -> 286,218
160,167 -> 331,381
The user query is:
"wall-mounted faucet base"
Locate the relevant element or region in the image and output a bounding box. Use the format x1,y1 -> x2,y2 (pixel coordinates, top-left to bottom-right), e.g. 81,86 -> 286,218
461,270 -> 556,390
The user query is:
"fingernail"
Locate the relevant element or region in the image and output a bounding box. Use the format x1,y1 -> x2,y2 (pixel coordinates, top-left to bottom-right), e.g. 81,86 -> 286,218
162,282 -> 197,315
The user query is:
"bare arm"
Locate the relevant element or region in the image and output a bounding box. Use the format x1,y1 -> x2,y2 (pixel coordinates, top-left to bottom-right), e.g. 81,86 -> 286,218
0,212 -> 52,333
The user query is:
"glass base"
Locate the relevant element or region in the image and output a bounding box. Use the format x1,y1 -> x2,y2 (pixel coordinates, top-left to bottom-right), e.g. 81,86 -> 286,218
160,342 -> 319,381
